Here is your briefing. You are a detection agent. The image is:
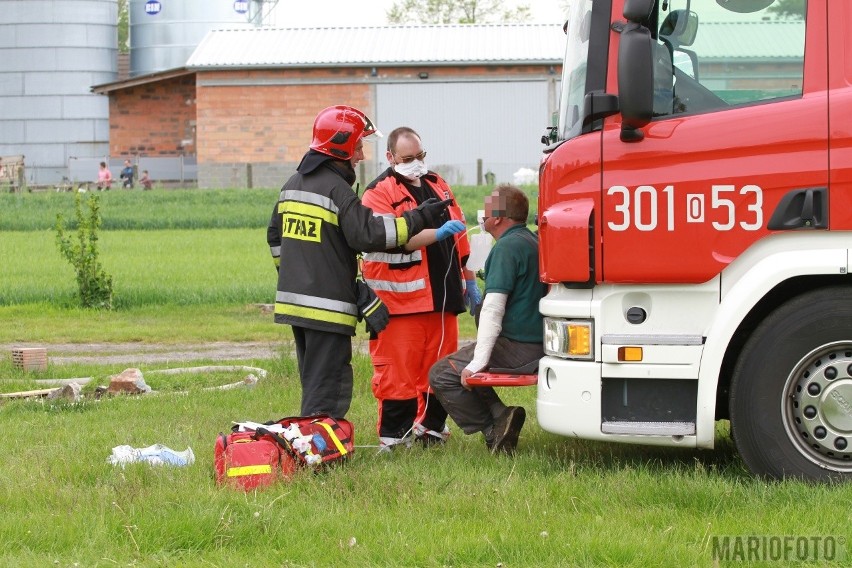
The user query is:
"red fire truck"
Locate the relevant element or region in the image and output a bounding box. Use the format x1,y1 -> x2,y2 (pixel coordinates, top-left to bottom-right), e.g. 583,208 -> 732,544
536,0 -> 852,481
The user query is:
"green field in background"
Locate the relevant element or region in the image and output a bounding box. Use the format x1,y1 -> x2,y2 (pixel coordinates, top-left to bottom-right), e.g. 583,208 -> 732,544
0,184 -> 537,232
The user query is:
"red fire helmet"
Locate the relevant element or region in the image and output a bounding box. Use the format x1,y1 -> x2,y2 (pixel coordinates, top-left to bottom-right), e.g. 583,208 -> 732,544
310,105 -> 381,160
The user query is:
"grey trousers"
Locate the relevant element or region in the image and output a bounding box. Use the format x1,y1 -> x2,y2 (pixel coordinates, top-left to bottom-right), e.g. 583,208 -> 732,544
428,337 -> 543,435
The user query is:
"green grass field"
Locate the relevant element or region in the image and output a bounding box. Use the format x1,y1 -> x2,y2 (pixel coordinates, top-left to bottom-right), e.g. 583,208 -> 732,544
0,188 -> 279,231
1,188 -> 850,566
1,228 -> 272,308
0,185 -> 528,232
2,356 -> 850,566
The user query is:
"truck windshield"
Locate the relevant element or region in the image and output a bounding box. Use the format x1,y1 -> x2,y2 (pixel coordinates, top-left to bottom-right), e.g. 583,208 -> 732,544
557,0 -> 594,142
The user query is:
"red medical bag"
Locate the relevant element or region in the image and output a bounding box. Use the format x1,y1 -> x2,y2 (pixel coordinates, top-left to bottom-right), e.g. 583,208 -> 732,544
214,415 -> 354,491
214,430 -> 296,490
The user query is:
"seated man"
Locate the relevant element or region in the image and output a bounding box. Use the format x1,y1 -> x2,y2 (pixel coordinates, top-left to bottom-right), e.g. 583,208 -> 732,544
119,159 -> 134,188
0,157 -> 7,190
96,161 -> 112,190
429,184 -> 547,454
139,169 -> 153,190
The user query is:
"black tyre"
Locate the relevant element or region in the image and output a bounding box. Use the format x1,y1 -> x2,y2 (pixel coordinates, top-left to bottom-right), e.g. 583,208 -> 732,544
730,286 -> 852,481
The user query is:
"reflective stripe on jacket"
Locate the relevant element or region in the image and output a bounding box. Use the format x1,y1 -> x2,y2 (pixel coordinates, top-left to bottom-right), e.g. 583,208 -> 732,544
361,169 -> 470,315
266,160 -> 410,335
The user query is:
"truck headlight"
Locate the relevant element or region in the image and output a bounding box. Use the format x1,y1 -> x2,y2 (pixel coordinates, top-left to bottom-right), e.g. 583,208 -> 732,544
543,318 -> 593,359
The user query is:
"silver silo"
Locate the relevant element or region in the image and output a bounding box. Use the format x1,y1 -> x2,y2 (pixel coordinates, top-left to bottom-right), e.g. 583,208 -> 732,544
129,0 -> 258,77
0,0 -> 117,186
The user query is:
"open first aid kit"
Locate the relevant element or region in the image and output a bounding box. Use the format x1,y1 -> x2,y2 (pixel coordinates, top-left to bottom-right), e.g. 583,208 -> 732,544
214,415 -> 354,491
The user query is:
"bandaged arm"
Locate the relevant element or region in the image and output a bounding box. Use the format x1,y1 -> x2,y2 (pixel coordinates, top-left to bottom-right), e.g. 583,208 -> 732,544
463,292 -> 508,373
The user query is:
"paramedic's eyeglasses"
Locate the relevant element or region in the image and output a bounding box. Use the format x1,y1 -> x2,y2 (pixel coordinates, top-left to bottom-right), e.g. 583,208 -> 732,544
394,150 -> 427,164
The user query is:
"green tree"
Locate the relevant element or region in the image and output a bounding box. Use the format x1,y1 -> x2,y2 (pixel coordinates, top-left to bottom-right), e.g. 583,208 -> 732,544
55,193 -> 114,310
387,0 -> 531,24
118,0 -> 129,53
767,0 -> 805,20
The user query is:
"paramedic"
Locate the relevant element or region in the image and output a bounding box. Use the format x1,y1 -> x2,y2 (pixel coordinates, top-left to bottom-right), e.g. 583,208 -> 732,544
362,126 -> 477,450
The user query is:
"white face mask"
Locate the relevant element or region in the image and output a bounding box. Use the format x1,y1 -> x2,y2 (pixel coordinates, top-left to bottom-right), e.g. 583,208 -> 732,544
394,159 -> 428,181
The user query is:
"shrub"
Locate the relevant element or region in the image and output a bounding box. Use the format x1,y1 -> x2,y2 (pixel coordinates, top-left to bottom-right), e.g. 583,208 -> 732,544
54,192 -> 114,309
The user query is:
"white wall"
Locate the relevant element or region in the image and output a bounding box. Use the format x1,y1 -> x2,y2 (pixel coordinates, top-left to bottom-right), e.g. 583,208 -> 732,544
375,78 -> 558,186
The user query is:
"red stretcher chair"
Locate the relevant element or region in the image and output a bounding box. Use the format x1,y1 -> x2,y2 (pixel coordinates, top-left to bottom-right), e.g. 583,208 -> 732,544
465,361 -> 539,387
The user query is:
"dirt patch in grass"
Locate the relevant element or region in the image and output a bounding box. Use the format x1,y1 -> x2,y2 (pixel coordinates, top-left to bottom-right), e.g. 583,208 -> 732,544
1,340 -> 383,366
2,341 -> 283,366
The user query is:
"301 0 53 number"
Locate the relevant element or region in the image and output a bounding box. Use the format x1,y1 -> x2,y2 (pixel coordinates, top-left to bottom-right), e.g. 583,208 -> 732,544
606,184 -> 763,232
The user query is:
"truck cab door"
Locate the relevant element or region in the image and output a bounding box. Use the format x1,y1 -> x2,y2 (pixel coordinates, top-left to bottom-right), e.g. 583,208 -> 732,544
600,0 -> 827,283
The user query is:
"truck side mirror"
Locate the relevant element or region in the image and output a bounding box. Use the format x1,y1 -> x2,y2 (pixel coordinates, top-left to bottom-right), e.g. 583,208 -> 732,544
660,9 -> 698,47
541,126 -> 557,145
714,0 -> 773,14
623,0 -> 654,22
617,21 -> 654,142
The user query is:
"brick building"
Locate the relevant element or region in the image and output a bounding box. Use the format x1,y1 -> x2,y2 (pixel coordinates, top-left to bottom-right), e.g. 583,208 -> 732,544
93,24 -> 565,188
101,69 -> 197,159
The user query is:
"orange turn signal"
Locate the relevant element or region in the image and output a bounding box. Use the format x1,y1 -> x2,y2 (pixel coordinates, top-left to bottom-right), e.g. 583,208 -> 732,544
618,346 -> 643,362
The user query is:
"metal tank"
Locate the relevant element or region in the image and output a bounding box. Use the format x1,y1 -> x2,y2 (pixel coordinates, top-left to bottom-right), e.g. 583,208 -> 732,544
0,0 -> 117,185
129,0 -> 263,77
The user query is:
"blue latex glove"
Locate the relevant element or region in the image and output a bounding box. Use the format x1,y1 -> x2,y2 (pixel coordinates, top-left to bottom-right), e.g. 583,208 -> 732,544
464,279 -> 482,316
435,219 -> 466,241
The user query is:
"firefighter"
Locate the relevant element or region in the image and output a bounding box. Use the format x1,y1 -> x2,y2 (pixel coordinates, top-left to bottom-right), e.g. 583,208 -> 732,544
267,106 -> 454,419
361,126 -> 479,450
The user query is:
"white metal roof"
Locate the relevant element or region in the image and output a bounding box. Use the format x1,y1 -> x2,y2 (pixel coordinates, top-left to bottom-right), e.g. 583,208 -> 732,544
186,24 -> 565,69
693,21 -> 805,59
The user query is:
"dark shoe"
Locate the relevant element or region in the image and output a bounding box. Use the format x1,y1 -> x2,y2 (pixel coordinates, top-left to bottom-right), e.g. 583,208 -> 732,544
378,435 -> 413,454
487,406 -> 526,455
414,423 -> 450,448
415,433 -> 446,448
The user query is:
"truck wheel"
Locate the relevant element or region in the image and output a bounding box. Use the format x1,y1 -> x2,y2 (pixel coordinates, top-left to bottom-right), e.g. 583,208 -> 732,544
730,286 -> 852,481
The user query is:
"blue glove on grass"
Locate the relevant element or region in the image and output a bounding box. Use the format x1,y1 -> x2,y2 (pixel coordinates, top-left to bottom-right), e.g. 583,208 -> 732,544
464,279 -> 482,316
435,219 -> 466,241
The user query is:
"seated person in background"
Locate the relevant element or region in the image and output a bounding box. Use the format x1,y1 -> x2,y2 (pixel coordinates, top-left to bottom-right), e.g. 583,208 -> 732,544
96,161 -> 112,190
119,159 -> 134,188
429,184 -> 547,455
0,157 -> 9,191
139,170 -> 153,190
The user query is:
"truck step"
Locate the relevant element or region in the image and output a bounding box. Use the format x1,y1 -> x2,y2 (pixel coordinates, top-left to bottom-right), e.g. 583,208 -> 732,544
465,372 -> 538,387
601,421 -> 695,436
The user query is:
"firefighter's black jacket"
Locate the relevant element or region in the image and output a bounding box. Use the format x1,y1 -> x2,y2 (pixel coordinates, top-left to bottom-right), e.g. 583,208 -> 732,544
267,151 -> 411,335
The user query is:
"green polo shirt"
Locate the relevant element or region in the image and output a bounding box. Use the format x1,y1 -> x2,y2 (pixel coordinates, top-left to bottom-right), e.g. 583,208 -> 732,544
483,224 -> 547,343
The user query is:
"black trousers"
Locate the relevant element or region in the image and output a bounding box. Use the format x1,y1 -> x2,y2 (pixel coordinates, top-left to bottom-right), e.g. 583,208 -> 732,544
291,326 -> 353,419
379,394 -> 448,439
